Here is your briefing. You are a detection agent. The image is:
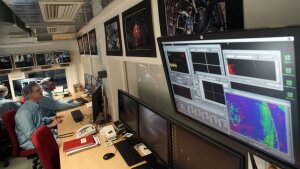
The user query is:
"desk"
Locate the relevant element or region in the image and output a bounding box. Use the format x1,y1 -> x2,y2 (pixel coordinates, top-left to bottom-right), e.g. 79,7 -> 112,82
57,105 -> 145,169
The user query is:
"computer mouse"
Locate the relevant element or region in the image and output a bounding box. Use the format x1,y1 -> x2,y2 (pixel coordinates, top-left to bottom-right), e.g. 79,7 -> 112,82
103,153 -> 115,160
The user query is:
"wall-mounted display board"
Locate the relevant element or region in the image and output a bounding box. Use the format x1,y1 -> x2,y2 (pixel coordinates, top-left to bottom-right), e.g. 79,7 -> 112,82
82,33 -> 90,55
104,15 -> 123,56
77,36 -> 85,55
158,0 -> 244,36
122,0 -> 156,57
88,29 -> 98,55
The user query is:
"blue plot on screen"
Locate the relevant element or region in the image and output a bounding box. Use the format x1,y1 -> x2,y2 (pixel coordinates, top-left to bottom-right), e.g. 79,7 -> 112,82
225,92 -> 289,154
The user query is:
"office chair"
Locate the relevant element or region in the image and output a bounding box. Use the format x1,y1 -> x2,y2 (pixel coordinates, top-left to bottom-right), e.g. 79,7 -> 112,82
2,109 -> 38,169
32,125 -> 60,169
0,126 -> 10,167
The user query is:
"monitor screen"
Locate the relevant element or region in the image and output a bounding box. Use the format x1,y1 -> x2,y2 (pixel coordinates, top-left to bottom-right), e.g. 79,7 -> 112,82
158,27 -> 300,166
84,74 -> 100,95
172,123 -> 243,169
118,90 -> 139,134
35,52 -> 55,66
28,69 -> 67,89
13,78 -> 43,96
12,54 -> 35,68
53,51 -> 71,64
92,85 -> 103,123
0,55 -> 13,71
139,103 -> 170,167
0,75 -> 12,99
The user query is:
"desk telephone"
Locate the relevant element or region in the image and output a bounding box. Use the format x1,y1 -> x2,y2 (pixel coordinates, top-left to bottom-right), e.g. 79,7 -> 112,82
76,124 -> 96,138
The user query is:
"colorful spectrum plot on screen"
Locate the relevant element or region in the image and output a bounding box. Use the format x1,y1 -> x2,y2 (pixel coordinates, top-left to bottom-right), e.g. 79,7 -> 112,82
225,92 -> 289,154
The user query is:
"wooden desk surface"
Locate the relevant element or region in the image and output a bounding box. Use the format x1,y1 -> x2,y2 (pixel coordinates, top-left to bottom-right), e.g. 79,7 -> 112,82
57,105 -> 145,169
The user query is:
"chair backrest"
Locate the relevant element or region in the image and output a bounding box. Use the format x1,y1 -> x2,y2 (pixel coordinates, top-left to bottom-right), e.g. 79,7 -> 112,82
32,125 -> 60,169
2,109 -> 19,157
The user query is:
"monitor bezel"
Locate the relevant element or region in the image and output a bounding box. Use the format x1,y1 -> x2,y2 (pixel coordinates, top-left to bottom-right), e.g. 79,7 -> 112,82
35,52 -> 55,66
12,53 -> 35,69
157,26 -> 300,168
0,55 -> 13,71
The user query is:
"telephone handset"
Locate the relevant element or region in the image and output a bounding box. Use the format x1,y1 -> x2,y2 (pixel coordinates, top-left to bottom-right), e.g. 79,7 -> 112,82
76,124 -> 96,138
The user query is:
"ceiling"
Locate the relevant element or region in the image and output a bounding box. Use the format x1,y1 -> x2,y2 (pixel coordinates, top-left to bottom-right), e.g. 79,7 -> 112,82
0,0 -> 113,43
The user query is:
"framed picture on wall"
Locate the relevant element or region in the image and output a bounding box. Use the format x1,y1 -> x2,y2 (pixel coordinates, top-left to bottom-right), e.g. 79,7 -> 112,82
88,29 -> 98,55
82,33 -> 90,55
158,0 -> 244,36
77,36 -> 84,55
122,0 -> 156,57
104,15 -> 123,56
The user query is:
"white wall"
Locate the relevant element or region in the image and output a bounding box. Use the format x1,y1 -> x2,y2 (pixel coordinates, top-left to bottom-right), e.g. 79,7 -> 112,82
244,0 -> 300,29
0,40 -> 82,100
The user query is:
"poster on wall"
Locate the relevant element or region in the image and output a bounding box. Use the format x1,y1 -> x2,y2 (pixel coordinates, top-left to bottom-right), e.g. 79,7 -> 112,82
88,29 -> 98,55
104,15 -> 123,56
82,33 -> 90,55
77,36 -> 84,55
122,0 -> 156,57
158,0 -> 244,36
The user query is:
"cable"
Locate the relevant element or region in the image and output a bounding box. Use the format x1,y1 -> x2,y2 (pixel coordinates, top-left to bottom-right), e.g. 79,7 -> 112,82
249,153 -> 258,169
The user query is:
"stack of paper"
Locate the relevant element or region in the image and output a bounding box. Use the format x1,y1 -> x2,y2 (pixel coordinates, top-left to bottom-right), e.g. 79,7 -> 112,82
63,135 -> 100,156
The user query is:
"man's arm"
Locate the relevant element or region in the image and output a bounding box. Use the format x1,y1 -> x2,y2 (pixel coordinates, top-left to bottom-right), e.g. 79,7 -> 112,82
40,96 -> 80,111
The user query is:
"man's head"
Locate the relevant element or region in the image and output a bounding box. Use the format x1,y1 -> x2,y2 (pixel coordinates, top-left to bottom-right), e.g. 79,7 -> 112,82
40,77 -> 56,91
0,84 -> 8,97
22,82 -> 43,102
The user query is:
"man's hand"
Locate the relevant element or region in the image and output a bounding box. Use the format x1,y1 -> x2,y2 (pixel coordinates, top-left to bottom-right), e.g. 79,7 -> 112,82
48,115 -> 64,128
54,114 -> 64,119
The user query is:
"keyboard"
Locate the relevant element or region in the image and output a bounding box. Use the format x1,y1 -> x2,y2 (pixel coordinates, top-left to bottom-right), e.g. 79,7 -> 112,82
132,163 -> 152,169
71,110 -> 84,122
114,140 -> 143,166
74,97 -> 89,104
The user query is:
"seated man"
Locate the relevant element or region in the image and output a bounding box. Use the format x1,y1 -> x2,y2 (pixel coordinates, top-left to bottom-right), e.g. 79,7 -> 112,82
15,82 -> 63,150
39,77 -> 81,118
0,84 -> 21,129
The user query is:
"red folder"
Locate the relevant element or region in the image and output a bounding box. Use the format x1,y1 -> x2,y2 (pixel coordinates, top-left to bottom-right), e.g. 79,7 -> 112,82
63,135 -> 95,152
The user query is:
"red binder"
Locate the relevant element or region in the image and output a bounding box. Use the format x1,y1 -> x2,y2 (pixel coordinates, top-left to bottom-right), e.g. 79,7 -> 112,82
63,135 -> 95,152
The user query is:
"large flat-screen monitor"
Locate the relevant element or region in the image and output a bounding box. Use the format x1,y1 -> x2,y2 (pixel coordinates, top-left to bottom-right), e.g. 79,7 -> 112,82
0,55 -> 13,71
118,90 -> 139,135
92,85 -> 103,123
12,54 -> 35,69
53,51 -> 71,64
35,52 -> 55,66
158,26 -> 300,167
172,123 -> 244,169
139,103 -> 170,167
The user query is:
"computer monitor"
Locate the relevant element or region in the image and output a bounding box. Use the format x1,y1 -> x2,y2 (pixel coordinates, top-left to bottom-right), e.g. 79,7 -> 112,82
138,103 -> 170,167
13,78 -> 43,96
35,52 -> 55,66
28,69 -> 68,89
0,55 -> 13,71
172,123 -> 244,169
53,51 -> 71,64
0,75 -> 12,99
118,90 -> 139,135
158,26 -> 300,167
12,54 -> 35,69
92,85 -> 103,123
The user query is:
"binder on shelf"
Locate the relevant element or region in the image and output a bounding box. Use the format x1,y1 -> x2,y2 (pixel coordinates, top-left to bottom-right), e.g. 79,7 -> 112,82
63,135 -> 100,156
